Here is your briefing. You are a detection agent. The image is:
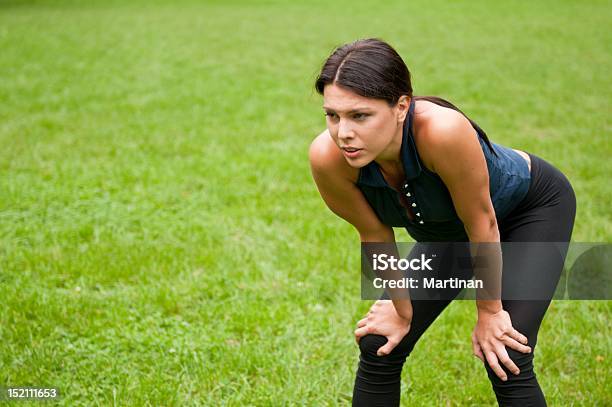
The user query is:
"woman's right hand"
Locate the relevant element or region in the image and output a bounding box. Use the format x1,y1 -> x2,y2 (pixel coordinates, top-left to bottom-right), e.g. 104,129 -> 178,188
354,299 -> 412,356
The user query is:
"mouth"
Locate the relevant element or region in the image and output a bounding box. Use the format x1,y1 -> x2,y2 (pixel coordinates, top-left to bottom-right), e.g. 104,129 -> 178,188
341,146 -> 363,158
341,146 -> 362,152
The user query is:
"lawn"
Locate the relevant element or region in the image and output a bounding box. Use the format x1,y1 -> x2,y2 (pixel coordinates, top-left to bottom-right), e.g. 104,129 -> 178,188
0,0 -> 610,405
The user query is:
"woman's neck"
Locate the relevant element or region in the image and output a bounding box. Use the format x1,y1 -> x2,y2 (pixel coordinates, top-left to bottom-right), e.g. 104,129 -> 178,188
375,119 -> 406,183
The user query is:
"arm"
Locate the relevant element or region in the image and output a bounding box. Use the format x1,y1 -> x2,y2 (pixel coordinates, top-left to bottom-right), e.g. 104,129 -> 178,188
308,131 -> 412,318
309,131 -> 412,356
420,113 -> 531,380
420,115 -> 503,312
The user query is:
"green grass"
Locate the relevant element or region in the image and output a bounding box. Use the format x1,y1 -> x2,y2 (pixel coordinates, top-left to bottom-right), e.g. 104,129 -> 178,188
0,0 -> 610,405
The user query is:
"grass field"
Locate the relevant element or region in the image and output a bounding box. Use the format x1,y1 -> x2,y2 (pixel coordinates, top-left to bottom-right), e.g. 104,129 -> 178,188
0,0 -> 610,405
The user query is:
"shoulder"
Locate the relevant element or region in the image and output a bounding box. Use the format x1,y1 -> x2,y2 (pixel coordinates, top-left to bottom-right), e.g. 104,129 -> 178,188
308,129 -> 359,183
413,101 -> 480,173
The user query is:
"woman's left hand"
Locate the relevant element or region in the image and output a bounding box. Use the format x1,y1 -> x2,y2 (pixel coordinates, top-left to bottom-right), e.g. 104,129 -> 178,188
471,309 -> 532,381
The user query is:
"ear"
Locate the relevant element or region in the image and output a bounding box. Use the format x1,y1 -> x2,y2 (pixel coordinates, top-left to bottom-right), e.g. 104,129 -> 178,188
396,95 -> 410,123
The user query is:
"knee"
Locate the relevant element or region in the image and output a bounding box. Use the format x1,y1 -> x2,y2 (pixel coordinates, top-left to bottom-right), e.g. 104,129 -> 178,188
358,334 -> 388,358
484,349 -> 536,386
358,334 -> 414,360
483,350 -> 547,406
356,334 -> 407,385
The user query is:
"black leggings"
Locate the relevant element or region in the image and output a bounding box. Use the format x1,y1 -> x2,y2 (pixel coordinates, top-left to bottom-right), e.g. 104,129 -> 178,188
352,153 -> 577,406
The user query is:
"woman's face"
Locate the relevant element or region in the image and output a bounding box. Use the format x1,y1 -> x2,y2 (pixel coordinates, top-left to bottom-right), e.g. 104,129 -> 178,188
323,83 -> 408,168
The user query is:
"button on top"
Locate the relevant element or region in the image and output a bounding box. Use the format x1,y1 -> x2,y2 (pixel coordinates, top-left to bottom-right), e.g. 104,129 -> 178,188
399,180 -> 424,225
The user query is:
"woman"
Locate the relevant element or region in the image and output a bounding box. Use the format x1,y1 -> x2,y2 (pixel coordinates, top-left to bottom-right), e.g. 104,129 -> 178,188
309,38 -> 576,406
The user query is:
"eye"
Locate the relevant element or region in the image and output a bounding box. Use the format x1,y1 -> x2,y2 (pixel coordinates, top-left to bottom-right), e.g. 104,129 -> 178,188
325,112 -> 338,119
353,113 -> 368,120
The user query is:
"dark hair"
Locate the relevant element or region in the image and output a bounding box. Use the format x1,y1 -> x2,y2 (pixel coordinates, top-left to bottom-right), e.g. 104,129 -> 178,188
314,38 -> 497,157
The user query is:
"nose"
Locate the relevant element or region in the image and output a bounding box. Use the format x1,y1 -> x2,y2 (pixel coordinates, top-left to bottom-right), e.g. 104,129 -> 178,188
337,119 -> 354,141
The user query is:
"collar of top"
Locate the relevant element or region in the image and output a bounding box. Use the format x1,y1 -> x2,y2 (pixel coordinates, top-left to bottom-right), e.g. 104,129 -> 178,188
400,97 -> 422,181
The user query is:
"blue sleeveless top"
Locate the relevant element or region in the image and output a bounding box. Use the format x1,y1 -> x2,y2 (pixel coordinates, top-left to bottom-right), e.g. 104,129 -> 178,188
356,98 -> 531,242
